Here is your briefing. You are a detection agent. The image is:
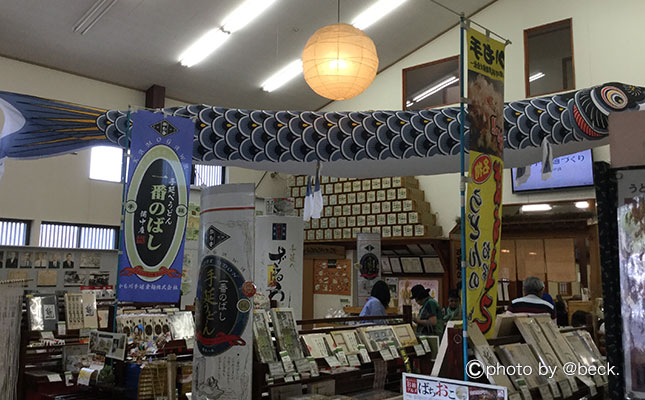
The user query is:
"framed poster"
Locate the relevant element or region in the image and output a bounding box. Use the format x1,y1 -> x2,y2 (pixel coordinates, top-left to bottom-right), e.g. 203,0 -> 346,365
422,257 -> 444,273
400,257 -> 423,273
390,257 -> 403,273
313,258 -> 351,295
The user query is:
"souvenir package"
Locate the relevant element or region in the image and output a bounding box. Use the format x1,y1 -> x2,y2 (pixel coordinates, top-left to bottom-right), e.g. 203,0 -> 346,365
81,293 -> 98,329
330,330 -> 362,354
65,293 -> 85,330
467,324 -> 517,395
534,316 -> 598,389
564,331 -> 608,385
253,309 -> 277,363
301,333 -> 334,359
271,308 -> 304,360
28,294 -> 58,331
356,326 -> 401,352
391,324 -> 418,347
497,343 -> 547,390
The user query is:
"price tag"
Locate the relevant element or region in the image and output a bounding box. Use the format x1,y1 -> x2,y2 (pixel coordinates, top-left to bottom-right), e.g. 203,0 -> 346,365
519,386 -> 532,400
334,348 -> 349,366
268,361 -> 285,378
185,337 -> 195,350
413,344 -> 426,356
57,322 -> 66,336
548,381 -> 561,398
307,356 -> 319,377
279,351 -> 295,373
47,373 -> 62,383
593,374 -> 603,387
421,339 -> 432,353
347,354 -> 361,367
388,342 -> 400,359
379,348 -> 393,361
64,371 -> 73,387
324,355 -> 341,368
284,375 -> 294,382
559,380 -> 573,398
358,344 -> 371,363
41,331 -> 54,340
292,373 -> 301,381
294,358 -> 311,374
538,385 -> 553,400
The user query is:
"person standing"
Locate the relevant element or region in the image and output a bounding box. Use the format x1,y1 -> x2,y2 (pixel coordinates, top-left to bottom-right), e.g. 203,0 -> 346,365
507,276 -> 556,319
442,289 -> 462,323
410,284 -> 444,335
359,280 -> 391,322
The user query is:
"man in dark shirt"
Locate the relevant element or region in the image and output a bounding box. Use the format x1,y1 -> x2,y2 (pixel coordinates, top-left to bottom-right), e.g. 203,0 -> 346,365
507,276 -> 556,319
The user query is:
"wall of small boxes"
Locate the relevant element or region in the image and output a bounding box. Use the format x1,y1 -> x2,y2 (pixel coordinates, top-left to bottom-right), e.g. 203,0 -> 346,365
287,175 -> 442,241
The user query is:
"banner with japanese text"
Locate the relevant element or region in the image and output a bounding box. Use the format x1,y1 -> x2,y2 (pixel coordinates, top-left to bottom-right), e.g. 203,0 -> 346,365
403,373 -> 507,399
465,27 -> 505,338
117,110 -> 193,303
254,215 -> 304,319
194,184 -> 255,400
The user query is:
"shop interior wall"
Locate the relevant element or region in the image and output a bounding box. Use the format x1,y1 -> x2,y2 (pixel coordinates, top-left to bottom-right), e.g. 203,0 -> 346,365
321,0 -> 644,234
0,55 -> 288,244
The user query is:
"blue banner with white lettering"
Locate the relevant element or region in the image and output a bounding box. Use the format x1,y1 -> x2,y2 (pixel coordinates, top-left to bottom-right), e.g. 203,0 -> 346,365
117,110 -> 194,303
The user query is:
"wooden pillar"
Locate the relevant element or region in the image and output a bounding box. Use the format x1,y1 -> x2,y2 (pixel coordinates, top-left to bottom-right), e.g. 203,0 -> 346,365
145,84 -> 166,109
587,224 -> 603,300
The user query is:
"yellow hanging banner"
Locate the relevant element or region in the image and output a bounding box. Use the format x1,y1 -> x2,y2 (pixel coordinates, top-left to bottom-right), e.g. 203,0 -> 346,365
465,28 -> 505,338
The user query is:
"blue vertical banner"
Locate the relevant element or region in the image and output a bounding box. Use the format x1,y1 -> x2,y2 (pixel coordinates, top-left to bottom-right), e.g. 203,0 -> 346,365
117,110 -> 194,303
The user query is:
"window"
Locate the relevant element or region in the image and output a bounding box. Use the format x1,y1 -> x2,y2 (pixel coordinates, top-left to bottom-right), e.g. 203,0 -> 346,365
524,18 -> 574,97
39,222 -> 118,250
90,146 -> 124,182
0,218 -> 30,246
192,164 -> 225,187
402,55 -> 460,110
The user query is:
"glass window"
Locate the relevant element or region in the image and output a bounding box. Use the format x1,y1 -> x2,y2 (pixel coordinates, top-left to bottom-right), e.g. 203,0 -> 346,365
90,146 -> 124,182
403,55 -> 460,110
525,18 -> 574,97
192,164 -> 225,187
39,222 -> 118,249
0,219 -> 30,246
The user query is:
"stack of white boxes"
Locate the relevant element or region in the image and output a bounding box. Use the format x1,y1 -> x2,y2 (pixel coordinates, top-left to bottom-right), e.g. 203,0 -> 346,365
287,175 -> 442,241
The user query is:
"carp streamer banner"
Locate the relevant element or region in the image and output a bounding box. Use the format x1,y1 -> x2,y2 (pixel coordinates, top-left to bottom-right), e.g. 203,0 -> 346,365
0,83 -> 644,178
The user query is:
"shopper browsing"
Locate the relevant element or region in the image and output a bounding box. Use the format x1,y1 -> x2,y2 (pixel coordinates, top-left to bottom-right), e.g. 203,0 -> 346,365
359,280 -> 390,322
410,284 -> 444,335
506,276 -> 556,319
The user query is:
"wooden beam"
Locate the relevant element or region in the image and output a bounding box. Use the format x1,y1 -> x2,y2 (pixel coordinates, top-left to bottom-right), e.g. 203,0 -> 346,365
145,84 -> 165,109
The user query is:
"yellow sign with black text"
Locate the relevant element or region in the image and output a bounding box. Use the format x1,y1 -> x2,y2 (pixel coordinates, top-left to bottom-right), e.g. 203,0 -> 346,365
465,28 -> 505,338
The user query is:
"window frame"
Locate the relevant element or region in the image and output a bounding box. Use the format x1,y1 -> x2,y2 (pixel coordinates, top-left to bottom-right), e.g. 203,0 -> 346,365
523,17 -> 575,98
402,55 -> 461,111
191,164 -> 226,187
0,218 -> 31,246
39,221 -> 119,250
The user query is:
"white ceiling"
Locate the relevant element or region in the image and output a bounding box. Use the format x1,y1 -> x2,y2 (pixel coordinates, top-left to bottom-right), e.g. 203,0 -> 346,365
0,0 -> 494,111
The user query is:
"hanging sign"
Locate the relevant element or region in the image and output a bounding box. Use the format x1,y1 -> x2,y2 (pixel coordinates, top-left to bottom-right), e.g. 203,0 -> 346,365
403,373 -> 507,399
254,215 -> 304,319
117,110 -> 193,303
357,233 -> 381,306
193,184 -> 255,400
465,28 -> 505,338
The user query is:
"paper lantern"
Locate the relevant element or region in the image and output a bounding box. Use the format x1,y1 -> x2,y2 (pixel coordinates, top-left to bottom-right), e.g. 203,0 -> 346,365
302,23 -> 379,101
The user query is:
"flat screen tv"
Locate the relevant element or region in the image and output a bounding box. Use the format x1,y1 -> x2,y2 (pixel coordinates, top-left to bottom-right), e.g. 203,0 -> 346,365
511,149 -> 594,193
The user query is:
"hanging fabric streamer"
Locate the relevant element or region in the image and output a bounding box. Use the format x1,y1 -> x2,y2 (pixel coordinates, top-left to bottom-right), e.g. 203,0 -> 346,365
541,138 -> 554,181
515,166 -> 531,187
303,176 -> 313,221
311,163 -> 323,219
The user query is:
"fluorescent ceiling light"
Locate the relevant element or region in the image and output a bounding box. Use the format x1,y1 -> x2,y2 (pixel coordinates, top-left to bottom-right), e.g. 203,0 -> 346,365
529,72 -> 545,82
261,60 -> 303,92
73,0 -> 117,35
575,201 -> 590,209
412,76 -> 459,103
179,29 -> 230,67
406,101 -> 414,108
221,0 -> 277,33
521,204 -> 552,212
352,0 -> 408,30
